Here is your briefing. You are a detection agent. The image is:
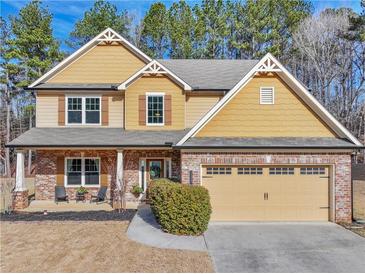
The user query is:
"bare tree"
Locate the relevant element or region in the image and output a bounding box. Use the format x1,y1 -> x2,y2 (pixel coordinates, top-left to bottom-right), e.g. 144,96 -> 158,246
291,9 -> 365,140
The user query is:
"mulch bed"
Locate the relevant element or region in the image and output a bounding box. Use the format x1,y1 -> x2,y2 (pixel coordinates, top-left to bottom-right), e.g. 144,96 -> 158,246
0,209 -> 136,222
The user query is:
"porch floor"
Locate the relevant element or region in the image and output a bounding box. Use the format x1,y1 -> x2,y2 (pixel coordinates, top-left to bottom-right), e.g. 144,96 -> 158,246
21,200 -> 113,212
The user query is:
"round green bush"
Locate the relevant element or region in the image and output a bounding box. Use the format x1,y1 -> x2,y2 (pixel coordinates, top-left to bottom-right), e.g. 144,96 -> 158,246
148,178 -> 211,236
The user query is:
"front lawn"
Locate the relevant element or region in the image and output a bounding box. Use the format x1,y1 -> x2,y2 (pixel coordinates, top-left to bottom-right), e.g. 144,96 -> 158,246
0,212 -> 213,273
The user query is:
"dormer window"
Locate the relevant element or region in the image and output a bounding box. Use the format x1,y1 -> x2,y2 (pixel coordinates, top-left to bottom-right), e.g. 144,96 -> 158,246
66,96 -> 101,125
260,87 -> 274,104
146,93 -> 164,126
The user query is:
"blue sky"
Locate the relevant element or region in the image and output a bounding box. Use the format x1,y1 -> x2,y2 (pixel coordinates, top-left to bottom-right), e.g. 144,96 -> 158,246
1,0 -> 362,52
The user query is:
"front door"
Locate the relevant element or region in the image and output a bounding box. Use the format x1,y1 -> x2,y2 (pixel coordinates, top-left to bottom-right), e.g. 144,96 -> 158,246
147,159 -> 164,181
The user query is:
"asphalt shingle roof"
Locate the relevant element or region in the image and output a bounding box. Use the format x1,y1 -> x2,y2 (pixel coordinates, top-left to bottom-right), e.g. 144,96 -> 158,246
6,128 -> 188,147
158,59 -> 259,90
181,137 -> 358,148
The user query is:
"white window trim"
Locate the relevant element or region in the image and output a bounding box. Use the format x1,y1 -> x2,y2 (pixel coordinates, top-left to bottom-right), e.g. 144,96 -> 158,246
65,95 -> 102,126
146,92 -> 165,126
64,157 -> 101,187
260,87 -> 275,105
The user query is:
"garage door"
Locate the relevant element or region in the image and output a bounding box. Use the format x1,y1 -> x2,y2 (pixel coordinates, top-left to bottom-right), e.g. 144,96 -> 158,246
202,166 -> 329,221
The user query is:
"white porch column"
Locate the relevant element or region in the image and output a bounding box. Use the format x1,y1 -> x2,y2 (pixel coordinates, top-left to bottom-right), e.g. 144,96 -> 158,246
114,150 -> 124,209
15,150 -> 26,191
116,150 -> 124,191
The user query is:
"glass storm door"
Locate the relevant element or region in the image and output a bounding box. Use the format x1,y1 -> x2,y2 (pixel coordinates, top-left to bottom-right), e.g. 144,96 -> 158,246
147,159 -> 164,181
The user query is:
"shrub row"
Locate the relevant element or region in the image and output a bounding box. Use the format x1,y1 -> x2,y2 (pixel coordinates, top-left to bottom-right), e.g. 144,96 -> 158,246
148,178 -> 211,236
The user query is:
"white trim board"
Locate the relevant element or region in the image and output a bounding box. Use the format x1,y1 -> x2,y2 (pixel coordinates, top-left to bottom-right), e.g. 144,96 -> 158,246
176,53 -> 362,147
118,60 -> 192,91
29,28 -> 151,88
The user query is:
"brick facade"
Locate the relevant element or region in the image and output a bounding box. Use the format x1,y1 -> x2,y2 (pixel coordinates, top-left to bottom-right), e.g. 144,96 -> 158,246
34,149 -> 352,222
12,190 -> 29,210
35,150 -> 116,202
122,149 -> 180,203
35,149 -> 180,206
180,151 -> 352,223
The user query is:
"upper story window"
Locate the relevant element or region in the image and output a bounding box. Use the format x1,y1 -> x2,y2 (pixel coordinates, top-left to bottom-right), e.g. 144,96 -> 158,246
260,87 -> 274,104
67,96 -> 101,125
146,93 -> 164,125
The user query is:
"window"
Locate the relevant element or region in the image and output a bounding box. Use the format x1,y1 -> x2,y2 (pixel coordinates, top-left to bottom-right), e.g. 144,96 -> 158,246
147,94 -> 164,125
207,167 -> 232,175
269,167 -> 294,175
65,158 -> 100,186
300,167 -> 325,175
67,96 -> 100,125
238,167 -> 263,175
66,159 -> 82,185
260,87 -> 274,104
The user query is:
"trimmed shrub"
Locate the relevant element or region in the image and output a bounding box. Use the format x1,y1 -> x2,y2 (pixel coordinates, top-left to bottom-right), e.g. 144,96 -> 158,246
148,178 -> 211,236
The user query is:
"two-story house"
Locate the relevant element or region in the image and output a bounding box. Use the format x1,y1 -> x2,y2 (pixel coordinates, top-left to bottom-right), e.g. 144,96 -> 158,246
8,28 -> 363,222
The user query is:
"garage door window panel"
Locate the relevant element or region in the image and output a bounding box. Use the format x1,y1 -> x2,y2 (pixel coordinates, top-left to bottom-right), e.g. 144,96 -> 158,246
269,167 -> 294,175
207,167 -> 232,175
238,167 -> 263,175
300,167 -> 325,175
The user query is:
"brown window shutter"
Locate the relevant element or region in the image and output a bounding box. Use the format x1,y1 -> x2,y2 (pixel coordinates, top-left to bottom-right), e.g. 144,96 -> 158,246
165,95 -> 172,125
102,95 -> 109,126
58,95 -> 65,126
139,95 -> 146,125
56,156 -> 64,186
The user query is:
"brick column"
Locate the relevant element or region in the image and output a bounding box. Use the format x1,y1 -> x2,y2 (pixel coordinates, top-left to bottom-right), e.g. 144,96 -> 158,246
13,150 -> 29,210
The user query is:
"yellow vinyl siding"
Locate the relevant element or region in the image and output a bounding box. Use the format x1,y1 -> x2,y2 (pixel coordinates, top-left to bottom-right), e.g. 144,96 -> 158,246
125,76 -> 185,130
197,75 -> 336,137
36,92 -> 124,128
48,45 -> 145,83
186,95 -> 222,128
109,94 -> 124,128
36,94 -> 59,127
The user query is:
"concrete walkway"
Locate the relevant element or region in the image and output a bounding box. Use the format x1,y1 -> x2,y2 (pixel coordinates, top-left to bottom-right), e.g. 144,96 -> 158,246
127,205 -> 207,251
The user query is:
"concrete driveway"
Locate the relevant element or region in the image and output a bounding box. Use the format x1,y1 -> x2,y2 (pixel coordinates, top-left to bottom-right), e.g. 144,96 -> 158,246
204,222 -> 365,272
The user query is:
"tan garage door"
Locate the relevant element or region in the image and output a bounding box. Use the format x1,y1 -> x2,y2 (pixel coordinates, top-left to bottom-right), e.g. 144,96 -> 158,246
202,166 -> 329,221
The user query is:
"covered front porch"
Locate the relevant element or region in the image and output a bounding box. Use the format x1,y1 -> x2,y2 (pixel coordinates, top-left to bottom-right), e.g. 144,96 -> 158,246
8,128 -> 185,210
11,147 -> 181,210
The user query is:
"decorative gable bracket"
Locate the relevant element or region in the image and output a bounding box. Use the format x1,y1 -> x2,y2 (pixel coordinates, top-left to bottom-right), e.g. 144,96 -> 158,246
96,29 -> 123,42
118,60 -> 192,90
256,57 -> 281,72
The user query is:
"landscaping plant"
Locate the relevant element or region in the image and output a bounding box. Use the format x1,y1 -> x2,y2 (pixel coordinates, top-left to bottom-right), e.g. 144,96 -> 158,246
76,186 -> 88,195
148,178 -> 211,236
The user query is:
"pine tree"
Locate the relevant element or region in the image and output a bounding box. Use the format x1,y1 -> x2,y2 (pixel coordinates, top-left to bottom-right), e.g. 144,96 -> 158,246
167,0 -> 195,58
68,0 -> 132,49
140,2 -> 168,58
8,0 -> 63,87
194,0 -> 230,58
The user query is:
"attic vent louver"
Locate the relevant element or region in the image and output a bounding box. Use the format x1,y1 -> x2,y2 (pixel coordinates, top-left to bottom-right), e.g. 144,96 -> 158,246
260,87 -> 274,104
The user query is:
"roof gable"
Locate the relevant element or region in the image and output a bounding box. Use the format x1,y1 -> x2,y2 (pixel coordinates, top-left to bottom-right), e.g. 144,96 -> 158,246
118,60 -> 191,91
177,53 -> 362,146
195,74 -> 336,138
29,28 -> 151,88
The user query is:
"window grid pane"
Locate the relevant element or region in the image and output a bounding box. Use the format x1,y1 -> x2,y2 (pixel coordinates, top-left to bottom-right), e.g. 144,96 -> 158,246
238,167 -> 263,175
269,167 -> 294,175
207,167 -> 231,175
85,159 -> 99,185
67,159 -> 82,185
300,167 -> 325,175
147,95 -> 163,124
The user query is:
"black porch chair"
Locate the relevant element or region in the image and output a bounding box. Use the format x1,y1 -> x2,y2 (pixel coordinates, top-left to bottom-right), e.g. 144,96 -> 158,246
90,187 -> 108,204
55,186 -> 69,204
